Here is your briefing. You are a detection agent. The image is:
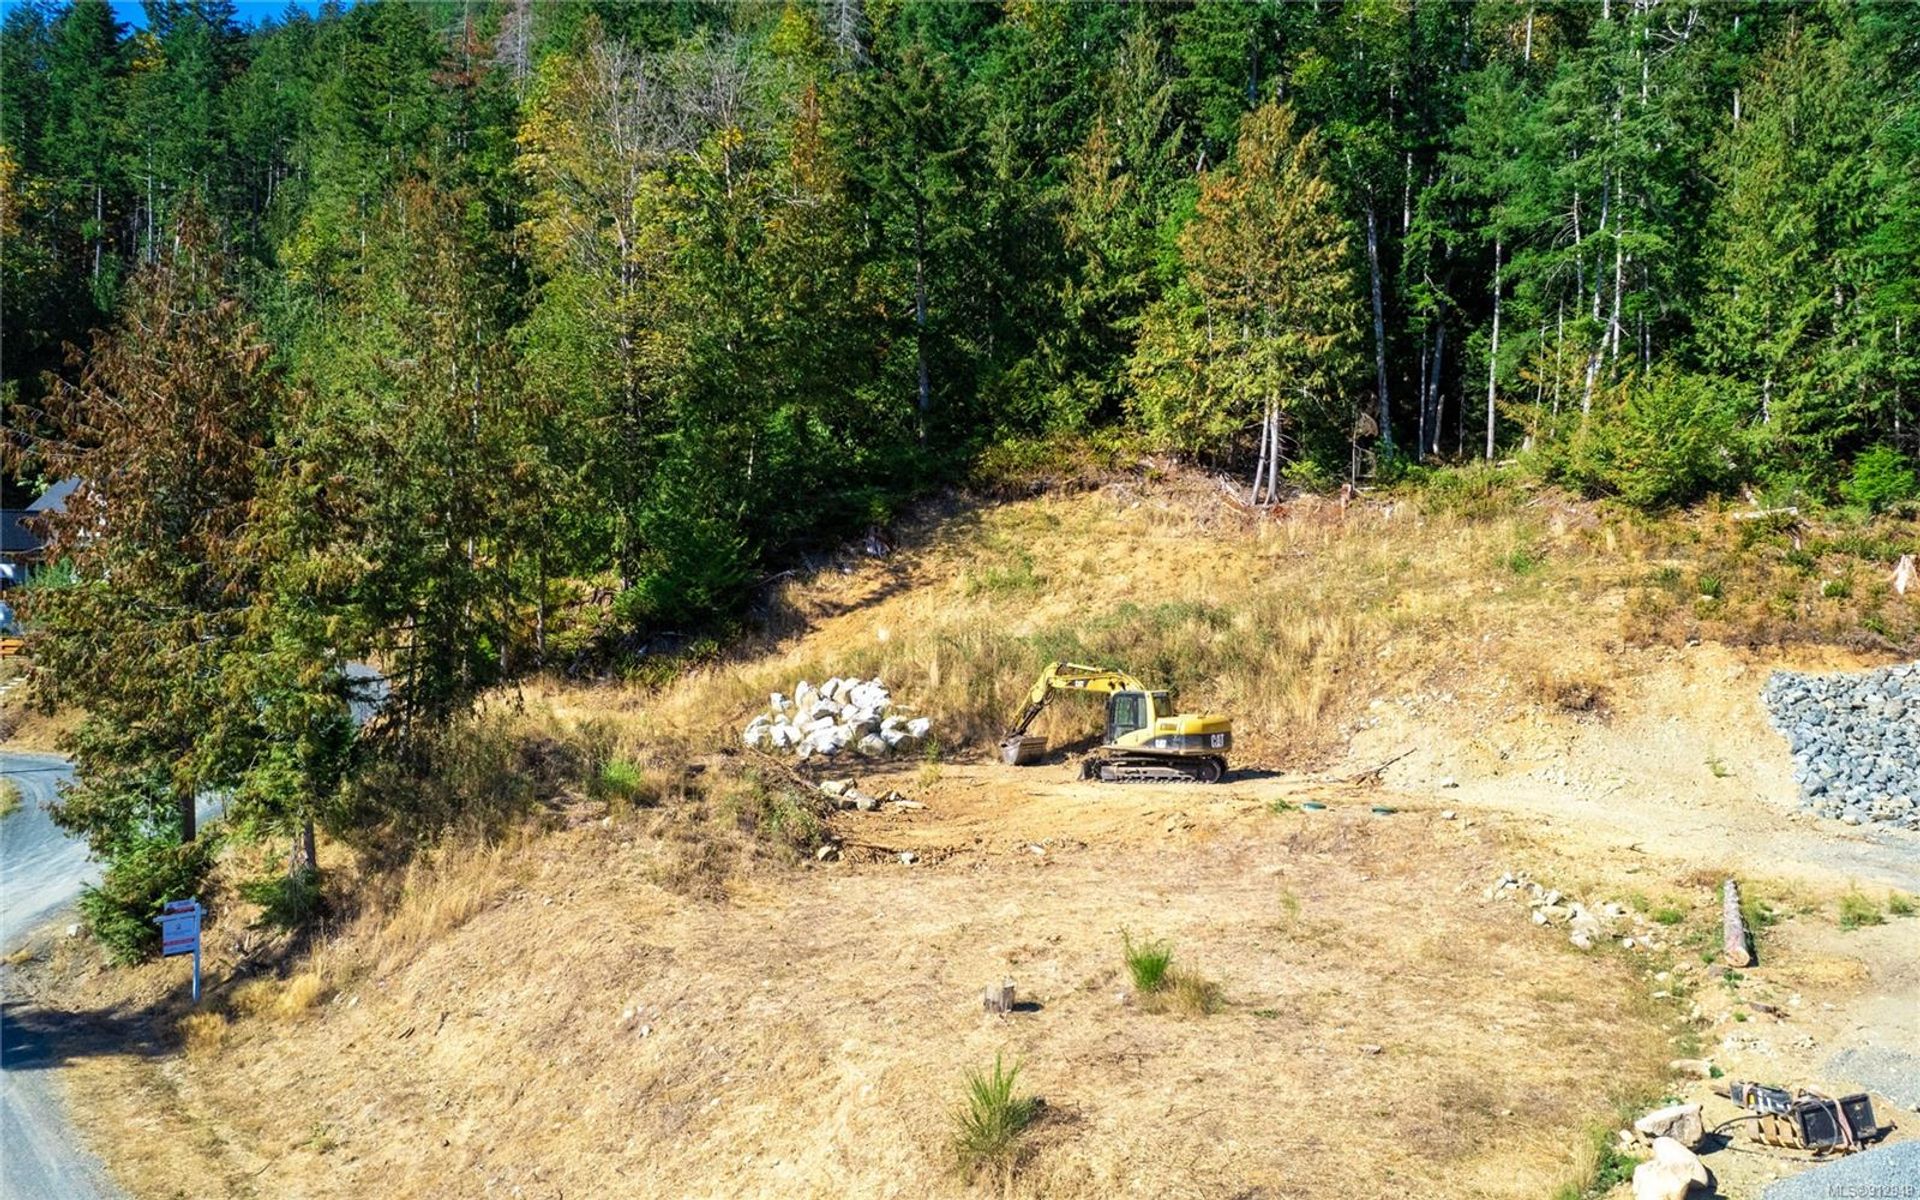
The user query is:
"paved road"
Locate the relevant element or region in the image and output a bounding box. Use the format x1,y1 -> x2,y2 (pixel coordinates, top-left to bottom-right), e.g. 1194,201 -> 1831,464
1,752 -> 126,1200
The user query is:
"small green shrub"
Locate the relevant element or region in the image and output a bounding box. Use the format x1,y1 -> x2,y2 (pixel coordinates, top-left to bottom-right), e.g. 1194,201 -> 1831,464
1563,371 -> 1744,509
952,1055 -> 1040,1180
1887,893 -> 1915,917
79,832 -> 221,964
723,773 -> 823,855
240,867 -> 323,931
1841,445 -> 1918,513
594,758 -> 655,809
0,778 -> 20,819
1503,544 -> 1545,575
1838,890 -> 1884,930
1122,931 -> 1173,993
1652,906 -> 1686,926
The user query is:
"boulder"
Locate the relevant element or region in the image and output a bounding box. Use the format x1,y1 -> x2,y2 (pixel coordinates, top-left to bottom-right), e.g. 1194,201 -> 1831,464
1634,1103 -> 1705,1149
906,716 -> 932,739
1631,1138 -> 1710,1200
819,779 -> 856,797
743,724 -> 770,749
855,733 -> 888,758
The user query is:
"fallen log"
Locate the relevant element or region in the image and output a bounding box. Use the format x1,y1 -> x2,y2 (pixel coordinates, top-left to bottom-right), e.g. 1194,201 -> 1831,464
1723,878 -> 1754,967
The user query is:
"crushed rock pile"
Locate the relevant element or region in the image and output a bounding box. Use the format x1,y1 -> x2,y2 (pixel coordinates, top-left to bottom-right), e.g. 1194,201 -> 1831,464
1762,662 -> 1918,829
741,676 -> 931,762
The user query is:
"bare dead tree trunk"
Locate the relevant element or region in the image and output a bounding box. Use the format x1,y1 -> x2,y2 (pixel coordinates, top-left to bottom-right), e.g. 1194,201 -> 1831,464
1426,322 -> 1447,458
914,205 -> 930,437
1723,878 -> 1754,967
290,818 -> 317,877
1249,397 -> 1273,506
1268,400 -> 1282,501
1486,237 -> 1502,461
93,184 -> 103,286
178,790 -> 197,844
1416,337 -> 1430,460
1366,206 -> 1393,453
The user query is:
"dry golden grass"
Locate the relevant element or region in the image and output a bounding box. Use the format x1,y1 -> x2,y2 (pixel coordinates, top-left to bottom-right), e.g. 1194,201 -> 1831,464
54,810 -> 1674,1200
29,472 -> 1916,1200
178,1011 -> 230,1057
367,835 -> 526,975
278,972 -> 330,1014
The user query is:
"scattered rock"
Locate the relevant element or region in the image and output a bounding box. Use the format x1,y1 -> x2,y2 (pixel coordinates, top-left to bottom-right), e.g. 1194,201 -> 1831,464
814,843 -> 840,862
1759,1141 -> 1920,1200
1666,1058 -> 1714,1080
1634,1103 -> 1705,1149
1763,662 -> 1920,830
898,850 -> 918,866
1632,1137 -> 1710,1200
1358,1043 -> 1383,1056
742,676 -> 930,762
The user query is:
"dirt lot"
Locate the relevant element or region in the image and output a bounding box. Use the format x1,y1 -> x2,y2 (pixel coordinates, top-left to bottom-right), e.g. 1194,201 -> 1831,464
6,475 -> 1916,1199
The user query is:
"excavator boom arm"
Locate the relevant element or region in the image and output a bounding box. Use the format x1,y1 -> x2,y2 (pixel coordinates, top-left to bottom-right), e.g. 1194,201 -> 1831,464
1004,661 -> 1148,737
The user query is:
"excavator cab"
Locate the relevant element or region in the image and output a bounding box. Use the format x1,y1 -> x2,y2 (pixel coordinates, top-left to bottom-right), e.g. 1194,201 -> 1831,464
1106,692 -> 1147,741
1105,691 -> 1171,742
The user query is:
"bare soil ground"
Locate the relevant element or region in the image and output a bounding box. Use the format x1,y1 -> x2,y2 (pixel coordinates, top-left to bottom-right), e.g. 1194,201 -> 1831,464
7,473 -> 1916,1199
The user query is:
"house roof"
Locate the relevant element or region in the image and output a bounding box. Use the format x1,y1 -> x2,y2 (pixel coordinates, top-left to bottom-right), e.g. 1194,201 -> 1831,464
26,477 -> 79,514
0,510 -> 43,556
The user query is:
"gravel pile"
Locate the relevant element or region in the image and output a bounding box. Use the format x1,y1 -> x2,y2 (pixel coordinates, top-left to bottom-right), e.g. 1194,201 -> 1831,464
741,676 -> 930,763
1762,662 -> 1918,829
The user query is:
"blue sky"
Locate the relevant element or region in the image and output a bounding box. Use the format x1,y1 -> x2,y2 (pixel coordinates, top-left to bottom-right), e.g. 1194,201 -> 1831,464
107,1 -> 331,28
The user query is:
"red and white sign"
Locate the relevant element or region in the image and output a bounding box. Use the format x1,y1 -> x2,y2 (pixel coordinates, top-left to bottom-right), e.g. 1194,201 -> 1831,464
154,899 -> 202,958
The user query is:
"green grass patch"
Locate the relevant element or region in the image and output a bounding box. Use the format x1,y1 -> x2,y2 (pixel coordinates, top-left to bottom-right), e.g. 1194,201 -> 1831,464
1838,890 -> 1885,930
951,1054 -> 1040,1181
1888,892 -> 1915,918
1502,544 -> 1546,575
965,550 -> 1046,597
1549,1121 -> 1639,1200
1122,931 -> 1173,994
0,778 -> 20,820
1652,906 -> 1686,926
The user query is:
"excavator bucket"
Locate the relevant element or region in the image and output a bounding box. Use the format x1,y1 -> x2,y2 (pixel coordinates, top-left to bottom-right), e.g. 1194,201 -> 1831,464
1001,735 -> 1048,765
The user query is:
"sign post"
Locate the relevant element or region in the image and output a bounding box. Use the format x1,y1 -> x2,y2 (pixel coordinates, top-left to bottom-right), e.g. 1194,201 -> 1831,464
154,898 -> 203,1002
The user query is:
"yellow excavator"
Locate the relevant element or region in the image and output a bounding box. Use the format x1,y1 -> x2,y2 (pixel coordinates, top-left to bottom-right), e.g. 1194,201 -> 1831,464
999,661 -> 1233,783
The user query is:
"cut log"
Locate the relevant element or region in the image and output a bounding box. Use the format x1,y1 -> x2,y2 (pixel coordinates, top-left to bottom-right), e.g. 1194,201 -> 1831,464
983,979 -> 1015,1014
1723,878 -> 1754,967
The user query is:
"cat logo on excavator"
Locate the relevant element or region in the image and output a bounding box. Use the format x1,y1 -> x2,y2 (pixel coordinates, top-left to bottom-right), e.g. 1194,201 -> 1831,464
998,661 -> 1232,783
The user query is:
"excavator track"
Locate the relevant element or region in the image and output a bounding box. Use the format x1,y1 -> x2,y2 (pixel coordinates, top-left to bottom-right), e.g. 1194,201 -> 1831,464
1081,755 -> 1227,784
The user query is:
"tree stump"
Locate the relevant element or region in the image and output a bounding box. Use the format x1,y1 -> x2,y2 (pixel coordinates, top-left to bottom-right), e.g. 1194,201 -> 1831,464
983,979 -> 1015,1014
1723,878 -> 1754,967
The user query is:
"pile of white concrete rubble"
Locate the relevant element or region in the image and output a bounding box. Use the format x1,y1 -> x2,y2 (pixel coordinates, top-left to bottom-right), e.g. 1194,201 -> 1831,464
741,676 -> 931,761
